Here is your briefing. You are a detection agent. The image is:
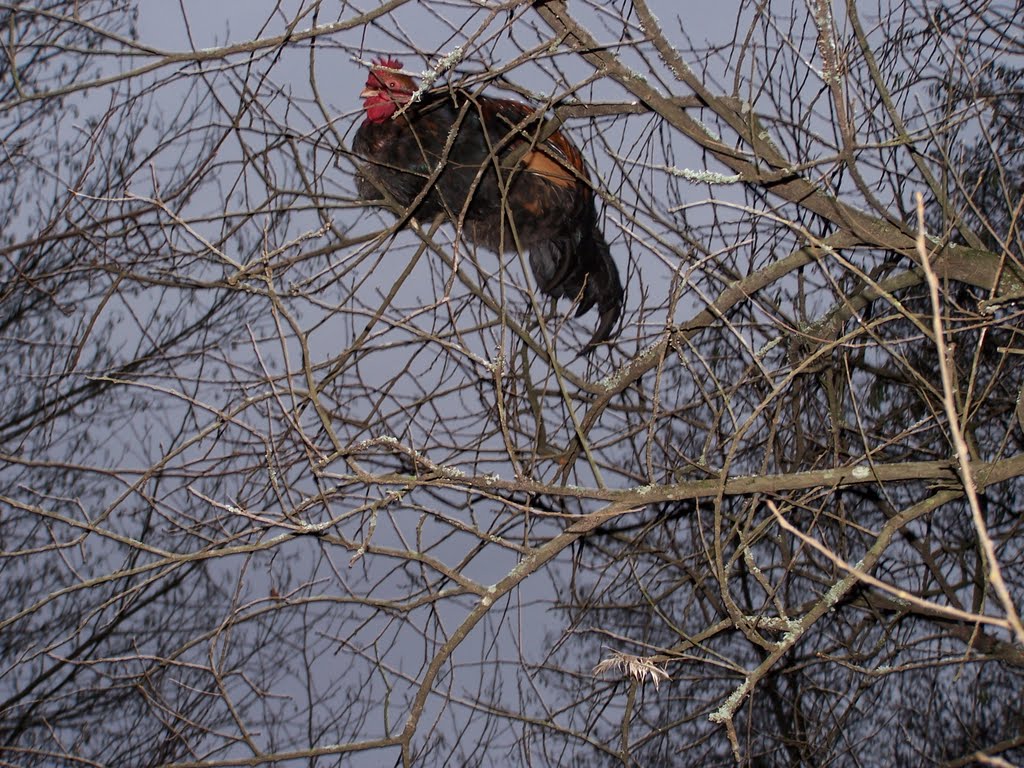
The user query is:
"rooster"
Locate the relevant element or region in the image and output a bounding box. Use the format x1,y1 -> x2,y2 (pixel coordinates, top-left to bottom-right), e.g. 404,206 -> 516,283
353,58 -> 623,351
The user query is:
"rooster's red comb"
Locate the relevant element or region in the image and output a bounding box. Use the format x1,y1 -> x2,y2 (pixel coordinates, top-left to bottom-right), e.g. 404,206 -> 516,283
371,57 -> 404,71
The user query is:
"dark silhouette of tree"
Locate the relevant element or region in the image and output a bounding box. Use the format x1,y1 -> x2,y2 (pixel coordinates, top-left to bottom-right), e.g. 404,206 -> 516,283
1,1 -> 1022,766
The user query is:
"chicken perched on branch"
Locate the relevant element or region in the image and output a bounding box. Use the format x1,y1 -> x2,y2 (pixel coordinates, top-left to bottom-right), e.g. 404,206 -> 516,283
353,58 -> 623,352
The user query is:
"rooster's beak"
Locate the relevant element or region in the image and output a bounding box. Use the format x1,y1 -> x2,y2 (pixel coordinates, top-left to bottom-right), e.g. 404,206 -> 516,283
360,87 -> 380,99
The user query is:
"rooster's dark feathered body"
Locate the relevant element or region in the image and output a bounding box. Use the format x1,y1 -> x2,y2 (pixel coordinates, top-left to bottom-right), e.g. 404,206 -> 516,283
353,58 -> 623,350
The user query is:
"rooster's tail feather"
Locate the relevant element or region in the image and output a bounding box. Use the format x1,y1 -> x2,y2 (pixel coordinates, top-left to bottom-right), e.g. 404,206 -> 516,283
529,209 -> 622,352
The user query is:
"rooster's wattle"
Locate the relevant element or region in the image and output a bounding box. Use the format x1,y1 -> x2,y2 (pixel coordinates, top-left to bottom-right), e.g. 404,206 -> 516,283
353,58 -> 623,351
